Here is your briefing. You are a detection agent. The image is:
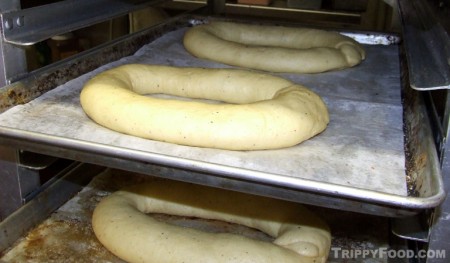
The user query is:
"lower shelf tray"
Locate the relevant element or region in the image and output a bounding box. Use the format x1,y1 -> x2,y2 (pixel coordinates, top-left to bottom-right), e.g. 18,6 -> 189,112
1,169 -> 396,263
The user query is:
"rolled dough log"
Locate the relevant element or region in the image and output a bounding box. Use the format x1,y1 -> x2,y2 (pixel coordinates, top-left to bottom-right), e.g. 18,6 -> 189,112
183,21 -> 366,73
80,64 -> 329,150
92,180 -> 331,263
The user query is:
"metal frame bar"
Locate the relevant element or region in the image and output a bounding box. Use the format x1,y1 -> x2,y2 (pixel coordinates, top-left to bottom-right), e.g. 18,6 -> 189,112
0,145 -> 21,221
0,0 -> 166,46
0,0 -> 27,87
427,139 -> 450,262
0,139 -> 427,218
397,0 -> 450,90
0,120 -> 444,218
0,162 -> 105,252
397,0 -> 450,257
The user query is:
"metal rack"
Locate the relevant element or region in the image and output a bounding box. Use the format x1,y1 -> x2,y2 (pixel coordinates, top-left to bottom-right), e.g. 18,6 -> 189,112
0,0 -> 449,261
0,0 -> 170,86
397,0 -> 450,260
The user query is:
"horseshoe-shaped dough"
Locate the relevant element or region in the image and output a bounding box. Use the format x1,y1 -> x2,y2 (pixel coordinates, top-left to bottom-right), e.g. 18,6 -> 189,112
80,64 -> 329,150
183,21 -> 366,73
92,180 -> 331,263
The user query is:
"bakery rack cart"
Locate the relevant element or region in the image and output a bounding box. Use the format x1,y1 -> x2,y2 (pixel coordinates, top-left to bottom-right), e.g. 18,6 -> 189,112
0,0 -> 449,262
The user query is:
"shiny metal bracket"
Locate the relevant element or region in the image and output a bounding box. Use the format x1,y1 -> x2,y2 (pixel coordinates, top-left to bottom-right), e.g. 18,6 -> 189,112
398,0 -> 450,90
0,162 -> 105,253
0,0 -> 162,46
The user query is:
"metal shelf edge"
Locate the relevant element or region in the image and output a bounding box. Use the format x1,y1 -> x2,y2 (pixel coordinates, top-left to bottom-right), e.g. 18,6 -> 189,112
1,0 -> 164,46
398,0 -> 450,90
0,125 -> 445,215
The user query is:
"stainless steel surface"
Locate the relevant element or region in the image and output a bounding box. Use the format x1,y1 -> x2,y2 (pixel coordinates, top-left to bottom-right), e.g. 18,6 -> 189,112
16,163 -> 41,204
398,0 -> 450,256
0,147 -> 45,220
0,130 -> 437,218
424,91 -> 448,164
0,169 -> 393,262
402,86 -> 444,201
0,0 -> 165,46
0,145 -> 21,221
398,0 -> 450,90
224,2 -> 361,23
167,0 -> 392,31
444,90 -> 450,152
168,0 -> 384,30
391,214 -> 431,242
0,1 -> 27,86
18,151 -> 58,170
0,162 -> 104,253
0,16 -> 445,217
0,15 -> 189,112
341,32 -> 400,45
427,140 -> 450,262
207,0 -> 226,14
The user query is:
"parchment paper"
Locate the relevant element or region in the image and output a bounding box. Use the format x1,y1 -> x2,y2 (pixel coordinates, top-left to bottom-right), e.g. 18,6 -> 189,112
0,27 -> 406,195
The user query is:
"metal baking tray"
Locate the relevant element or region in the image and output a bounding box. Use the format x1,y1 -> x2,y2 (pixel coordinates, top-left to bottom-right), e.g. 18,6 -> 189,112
0,169 -> 398,263
0,15 -> 445,217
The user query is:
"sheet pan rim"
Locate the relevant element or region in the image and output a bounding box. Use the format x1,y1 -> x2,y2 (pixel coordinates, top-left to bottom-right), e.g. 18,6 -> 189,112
0,126 -> 445,212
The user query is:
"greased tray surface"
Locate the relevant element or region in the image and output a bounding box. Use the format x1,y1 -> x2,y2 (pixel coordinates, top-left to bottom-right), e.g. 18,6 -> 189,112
0,169 -> 391,263
0,17 -> 443,215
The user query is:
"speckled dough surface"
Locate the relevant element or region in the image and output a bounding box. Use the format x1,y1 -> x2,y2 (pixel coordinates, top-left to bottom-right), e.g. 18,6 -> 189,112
183,21 -> 366,73
80,64 -> 329,150
92,180 -> 331,263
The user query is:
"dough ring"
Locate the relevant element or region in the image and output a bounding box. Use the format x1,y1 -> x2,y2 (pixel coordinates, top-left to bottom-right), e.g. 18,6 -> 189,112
183,21 -> 366,73
80,64 -> 329,150
92,180 -> 331,263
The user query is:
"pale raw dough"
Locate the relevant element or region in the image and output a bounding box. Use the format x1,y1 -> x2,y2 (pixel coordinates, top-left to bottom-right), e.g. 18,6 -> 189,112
92,180 -> 331,263
183,21 -> 366,73
80,64 -> 329,150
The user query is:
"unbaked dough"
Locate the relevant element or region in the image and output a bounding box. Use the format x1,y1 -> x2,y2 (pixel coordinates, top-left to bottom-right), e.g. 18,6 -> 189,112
183,21 -> 366,73
80,64 -> 329,150
92,180 -> 331,263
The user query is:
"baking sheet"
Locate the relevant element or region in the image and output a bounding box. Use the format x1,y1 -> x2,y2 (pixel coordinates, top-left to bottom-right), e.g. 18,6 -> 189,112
0,169 -> 391,263
0,25 -> 406,195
